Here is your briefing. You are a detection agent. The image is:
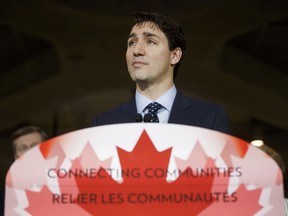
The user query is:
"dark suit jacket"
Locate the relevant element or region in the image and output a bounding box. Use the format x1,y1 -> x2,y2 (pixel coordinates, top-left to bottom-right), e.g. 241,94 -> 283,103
92,91 -> 230,134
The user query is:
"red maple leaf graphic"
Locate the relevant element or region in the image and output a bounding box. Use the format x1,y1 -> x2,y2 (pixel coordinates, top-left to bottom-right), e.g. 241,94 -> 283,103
73,130 -> 220,215
25,186 -> 90,215
199,185 -> 262,215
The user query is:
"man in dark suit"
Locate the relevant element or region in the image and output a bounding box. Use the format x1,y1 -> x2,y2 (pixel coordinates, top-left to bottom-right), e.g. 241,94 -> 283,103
93,12 -> 230,134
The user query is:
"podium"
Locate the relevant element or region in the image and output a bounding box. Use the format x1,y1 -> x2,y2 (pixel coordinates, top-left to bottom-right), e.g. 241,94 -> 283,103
5,123 -> 284,215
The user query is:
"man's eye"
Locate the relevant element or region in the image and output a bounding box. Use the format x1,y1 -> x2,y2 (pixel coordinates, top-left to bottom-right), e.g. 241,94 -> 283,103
128,40 -> 136,47
147,40 -> 156,45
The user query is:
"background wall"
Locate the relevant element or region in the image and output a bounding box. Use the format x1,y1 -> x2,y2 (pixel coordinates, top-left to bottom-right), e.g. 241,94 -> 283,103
0,0 -> 288,213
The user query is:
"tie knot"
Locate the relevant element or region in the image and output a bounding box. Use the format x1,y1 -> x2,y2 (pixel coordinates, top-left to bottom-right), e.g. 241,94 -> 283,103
145,102 -> 163,122
146,102 -> 163,113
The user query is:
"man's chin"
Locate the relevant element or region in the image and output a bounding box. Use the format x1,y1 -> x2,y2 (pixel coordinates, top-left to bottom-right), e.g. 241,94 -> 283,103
131,72 -> 148,82
133,77 -> 149,86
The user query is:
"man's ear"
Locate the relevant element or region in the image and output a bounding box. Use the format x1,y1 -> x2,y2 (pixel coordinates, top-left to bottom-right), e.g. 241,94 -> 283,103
170,48 -> 182,66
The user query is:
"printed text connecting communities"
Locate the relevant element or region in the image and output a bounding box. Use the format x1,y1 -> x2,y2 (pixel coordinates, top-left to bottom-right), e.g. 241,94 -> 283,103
47,167 -> 242,179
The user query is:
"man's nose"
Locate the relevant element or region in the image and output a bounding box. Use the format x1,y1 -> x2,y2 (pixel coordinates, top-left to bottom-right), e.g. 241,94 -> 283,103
133,42 -> 145,56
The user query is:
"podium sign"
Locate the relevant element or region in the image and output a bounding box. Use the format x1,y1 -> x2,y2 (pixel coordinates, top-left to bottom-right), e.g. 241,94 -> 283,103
5,123 -> 284,215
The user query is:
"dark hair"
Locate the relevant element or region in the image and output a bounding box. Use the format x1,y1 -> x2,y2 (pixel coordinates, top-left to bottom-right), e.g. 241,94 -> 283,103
132,12 -> 187,79
11,125 -> 48,151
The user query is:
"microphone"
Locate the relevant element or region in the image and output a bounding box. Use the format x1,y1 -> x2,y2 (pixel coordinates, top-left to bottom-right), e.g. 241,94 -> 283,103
135,113 -> 143,122
135,113 -> 152,122
143,114 -> 152,122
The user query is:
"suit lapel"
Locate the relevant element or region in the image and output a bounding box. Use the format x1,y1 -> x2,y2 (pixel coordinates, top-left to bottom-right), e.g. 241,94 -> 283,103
118,99 -> 138,123
168,92 -> 195,124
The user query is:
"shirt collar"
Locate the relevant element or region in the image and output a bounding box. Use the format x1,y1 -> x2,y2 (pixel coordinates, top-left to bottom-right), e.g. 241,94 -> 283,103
135,85 -> 177,113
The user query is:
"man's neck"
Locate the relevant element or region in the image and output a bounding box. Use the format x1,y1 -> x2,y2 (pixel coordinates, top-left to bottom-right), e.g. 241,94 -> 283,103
136,81 -> 174,100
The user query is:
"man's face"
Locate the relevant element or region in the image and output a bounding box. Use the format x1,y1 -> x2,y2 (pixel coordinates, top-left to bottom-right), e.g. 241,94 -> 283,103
126,22 -> 175,86
14,132 -> 43,159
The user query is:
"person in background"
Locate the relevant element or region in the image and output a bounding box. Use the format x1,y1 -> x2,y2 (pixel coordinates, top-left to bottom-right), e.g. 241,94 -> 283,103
11,125 -> 48,159
92,12 -> 230,134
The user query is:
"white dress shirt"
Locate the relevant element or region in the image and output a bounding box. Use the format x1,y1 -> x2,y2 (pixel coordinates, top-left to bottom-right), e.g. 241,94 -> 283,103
135,85 -> 177,123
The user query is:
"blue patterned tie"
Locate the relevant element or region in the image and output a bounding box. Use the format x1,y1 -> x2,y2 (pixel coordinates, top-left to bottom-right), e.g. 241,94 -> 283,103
145,102 -> 163,123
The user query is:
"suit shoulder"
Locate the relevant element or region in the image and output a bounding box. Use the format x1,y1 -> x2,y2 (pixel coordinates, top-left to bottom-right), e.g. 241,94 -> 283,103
180,93 -> 224,111
173,92 -> 230,133
92,100 -> 136,126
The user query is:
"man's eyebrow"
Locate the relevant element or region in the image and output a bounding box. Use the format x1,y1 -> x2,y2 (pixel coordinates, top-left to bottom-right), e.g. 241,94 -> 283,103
143,32 -> 159,38
128,32 -> 136,39
128,32 -> 160,39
